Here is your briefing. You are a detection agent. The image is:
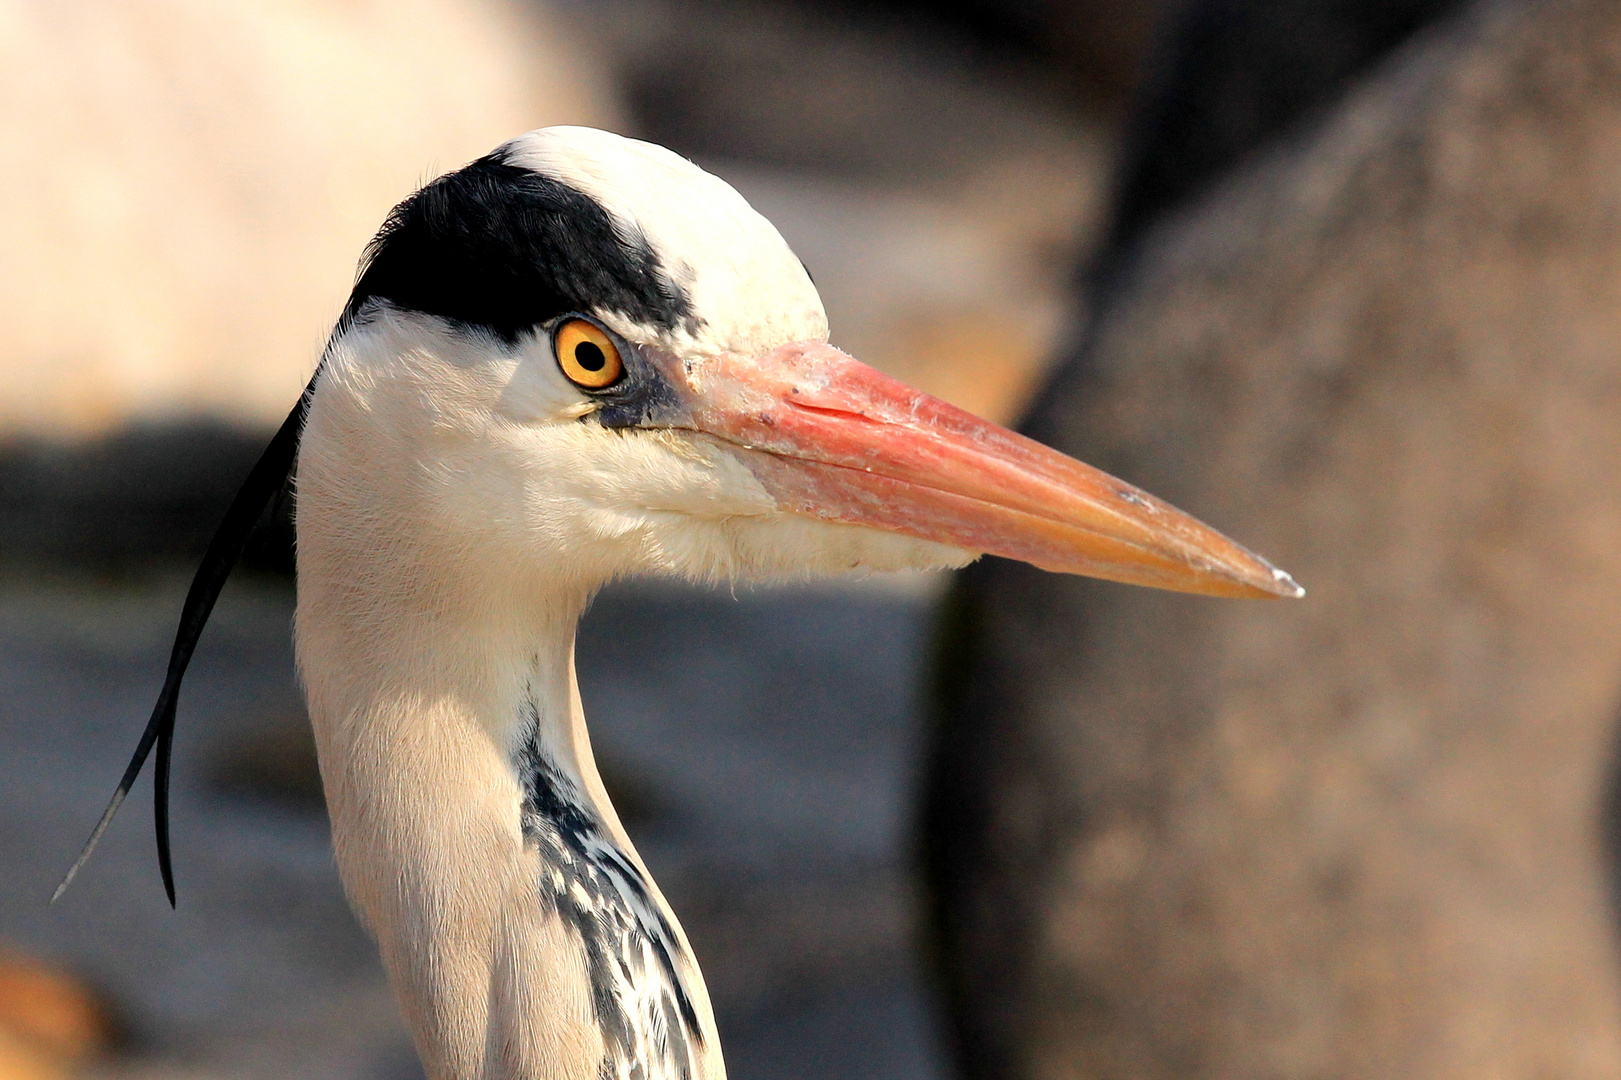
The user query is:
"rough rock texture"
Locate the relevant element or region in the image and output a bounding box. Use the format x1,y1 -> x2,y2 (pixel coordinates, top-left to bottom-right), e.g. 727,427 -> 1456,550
811,0 -> 1166,109
1102,0 -> 1468,269
923,0 -> 1621,1076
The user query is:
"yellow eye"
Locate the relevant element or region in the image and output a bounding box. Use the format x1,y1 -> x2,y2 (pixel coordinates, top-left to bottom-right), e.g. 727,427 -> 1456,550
554,319 -> 623,390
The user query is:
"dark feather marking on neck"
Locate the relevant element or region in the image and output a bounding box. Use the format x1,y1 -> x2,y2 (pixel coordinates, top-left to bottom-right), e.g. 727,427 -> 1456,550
516,699 -> 702,1080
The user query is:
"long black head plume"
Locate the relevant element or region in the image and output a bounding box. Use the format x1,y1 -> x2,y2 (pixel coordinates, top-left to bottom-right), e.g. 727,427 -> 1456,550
52,377 -> 316,907
51,145 -> 687,907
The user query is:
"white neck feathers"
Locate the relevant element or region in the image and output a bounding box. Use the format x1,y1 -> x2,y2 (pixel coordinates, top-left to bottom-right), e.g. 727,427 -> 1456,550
294,326 -> 721,1080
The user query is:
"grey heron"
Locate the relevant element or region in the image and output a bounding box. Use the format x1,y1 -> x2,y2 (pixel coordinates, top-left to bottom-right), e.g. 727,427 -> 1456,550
58,126 -> 1300,1080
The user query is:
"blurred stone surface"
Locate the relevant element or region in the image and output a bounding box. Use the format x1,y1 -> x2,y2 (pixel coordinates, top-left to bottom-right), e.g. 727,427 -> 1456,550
727,166 -> 1096,424
1100,0 -> 1469,274
769,0 -> 1167,113
0,424 -> 291,574
0,946 -> 114,1080
0,0 -> 615,438
924,0 -> 1621,1076
2,576 -> 947,1079
903,0 -> 1167,110
204,705 -> 324,814
0,1029 -> 59,1080
595,0 -> 1086,189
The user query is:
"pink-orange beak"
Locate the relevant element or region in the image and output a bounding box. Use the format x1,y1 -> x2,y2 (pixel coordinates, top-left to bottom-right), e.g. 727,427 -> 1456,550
668,340 -> 1301,599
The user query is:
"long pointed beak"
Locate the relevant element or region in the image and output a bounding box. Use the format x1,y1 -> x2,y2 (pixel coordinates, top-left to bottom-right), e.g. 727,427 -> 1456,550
675,340 -> 1301,599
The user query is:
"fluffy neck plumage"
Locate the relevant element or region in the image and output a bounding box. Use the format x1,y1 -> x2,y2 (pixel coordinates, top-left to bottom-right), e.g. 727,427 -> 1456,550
294,339 -> 721,1080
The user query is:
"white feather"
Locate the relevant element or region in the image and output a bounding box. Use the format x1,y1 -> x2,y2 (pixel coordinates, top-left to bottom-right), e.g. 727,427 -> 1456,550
503,127 -> 827,359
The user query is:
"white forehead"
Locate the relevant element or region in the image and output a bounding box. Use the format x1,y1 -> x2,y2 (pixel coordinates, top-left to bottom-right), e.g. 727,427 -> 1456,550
503,127 -> 827,356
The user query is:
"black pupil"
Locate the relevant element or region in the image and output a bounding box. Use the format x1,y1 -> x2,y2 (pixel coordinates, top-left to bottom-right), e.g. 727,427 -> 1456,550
574,340 -> 607,372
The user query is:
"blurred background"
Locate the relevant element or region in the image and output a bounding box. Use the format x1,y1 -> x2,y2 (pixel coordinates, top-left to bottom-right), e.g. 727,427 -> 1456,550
0,2 -> 1124,1077
5,0 -> 1621,1078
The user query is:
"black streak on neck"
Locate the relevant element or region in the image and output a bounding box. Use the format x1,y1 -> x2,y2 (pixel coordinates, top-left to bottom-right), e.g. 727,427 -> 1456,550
515,701 -> 702,1080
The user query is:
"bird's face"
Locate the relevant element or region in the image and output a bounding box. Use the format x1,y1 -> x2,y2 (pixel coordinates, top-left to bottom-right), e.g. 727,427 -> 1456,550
311,127 -> 1299,600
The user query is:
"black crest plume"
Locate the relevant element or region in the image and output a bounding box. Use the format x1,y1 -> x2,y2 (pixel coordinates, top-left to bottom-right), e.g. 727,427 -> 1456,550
53,379 -> 315,907
52,146 -> 694,906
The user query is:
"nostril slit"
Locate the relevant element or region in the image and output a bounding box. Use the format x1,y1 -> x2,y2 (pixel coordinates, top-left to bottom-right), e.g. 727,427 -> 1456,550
787,400 -> 880,424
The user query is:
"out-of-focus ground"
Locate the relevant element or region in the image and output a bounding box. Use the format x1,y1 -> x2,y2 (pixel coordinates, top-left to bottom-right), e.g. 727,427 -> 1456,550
2,574 -> 947,1080
0,0 -> 1146,1077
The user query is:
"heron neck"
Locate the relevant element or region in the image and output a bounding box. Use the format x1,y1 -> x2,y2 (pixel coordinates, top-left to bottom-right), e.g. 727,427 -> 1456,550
296,570 -> 630,840
295,580 -> 653,1076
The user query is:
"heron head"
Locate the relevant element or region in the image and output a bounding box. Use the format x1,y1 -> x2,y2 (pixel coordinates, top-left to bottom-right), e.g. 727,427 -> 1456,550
306,126 -> 1299,601
52,127 -> 1300,913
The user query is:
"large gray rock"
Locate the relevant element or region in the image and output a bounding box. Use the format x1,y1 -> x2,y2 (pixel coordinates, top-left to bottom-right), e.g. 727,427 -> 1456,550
922,0 -> 1621,1076
1101,0 -> 1467,271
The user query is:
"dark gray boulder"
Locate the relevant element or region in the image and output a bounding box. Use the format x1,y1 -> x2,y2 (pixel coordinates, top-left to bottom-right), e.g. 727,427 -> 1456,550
1102,0 -> 1468,270
922,0 -> 1621,1076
